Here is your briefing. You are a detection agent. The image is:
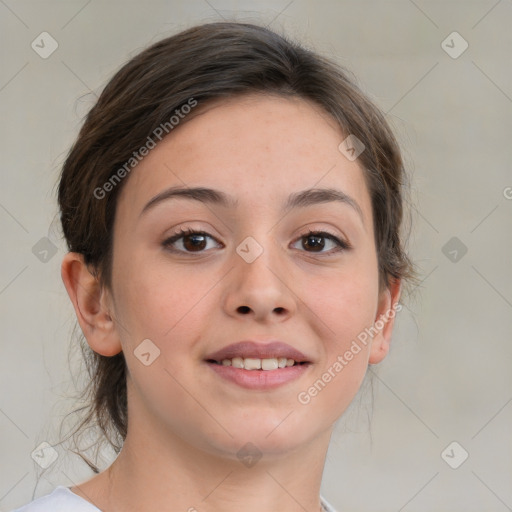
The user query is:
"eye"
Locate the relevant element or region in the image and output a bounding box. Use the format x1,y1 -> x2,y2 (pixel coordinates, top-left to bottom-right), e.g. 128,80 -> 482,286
162,228 -> 222,254
162,228 -> 350,255
291,230 -> 350,254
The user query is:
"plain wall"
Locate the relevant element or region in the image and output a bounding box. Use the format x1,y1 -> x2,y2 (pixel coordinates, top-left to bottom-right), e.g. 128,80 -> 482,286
1,1 -> 511,511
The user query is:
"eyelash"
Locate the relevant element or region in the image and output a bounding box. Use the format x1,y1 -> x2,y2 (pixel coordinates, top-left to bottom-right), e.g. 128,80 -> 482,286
162,227 -> 351,255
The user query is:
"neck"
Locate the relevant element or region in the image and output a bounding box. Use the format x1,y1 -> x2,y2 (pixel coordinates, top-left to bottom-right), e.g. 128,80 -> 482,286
72,377 -> 335,512
106,428 -> 332,512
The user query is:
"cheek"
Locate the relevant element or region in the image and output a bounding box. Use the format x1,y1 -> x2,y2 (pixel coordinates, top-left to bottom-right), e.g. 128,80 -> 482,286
299,290 -> 375,425
296,254 -> 379,419
112,250 -> 221,372
304,248 -> 380,342
114,245 -> 192,333
114,259 -> 218,437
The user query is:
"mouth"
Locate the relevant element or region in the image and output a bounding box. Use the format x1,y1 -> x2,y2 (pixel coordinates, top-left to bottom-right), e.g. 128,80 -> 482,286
204,358 -> 312,390
204,340 -> 313,366
203,340 -> 313,390
205,357 -> 311,370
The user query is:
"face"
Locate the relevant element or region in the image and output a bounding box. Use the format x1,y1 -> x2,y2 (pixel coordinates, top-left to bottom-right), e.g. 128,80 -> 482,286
104,93 -> 396,460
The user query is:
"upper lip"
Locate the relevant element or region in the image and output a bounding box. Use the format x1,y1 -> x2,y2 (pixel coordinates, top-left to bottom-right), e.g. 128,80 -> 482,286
205,341 -> 312,363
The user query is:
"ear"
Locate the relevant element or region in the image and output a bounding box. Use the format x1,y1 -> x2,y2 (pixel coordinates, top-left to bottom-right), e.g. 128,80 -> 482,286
368,278 -> 402,365
61,252 -> 122,357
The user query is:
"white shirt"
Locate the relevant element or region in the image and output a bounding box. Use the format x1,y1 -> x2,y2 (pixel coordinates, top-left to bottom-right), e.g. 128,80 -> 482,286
11,486 -> 338,511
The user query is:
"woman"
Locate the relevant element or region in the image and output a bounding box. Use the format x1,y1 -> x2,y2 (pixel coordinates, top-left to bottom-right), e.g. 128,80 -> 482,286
13,20 -> 414,512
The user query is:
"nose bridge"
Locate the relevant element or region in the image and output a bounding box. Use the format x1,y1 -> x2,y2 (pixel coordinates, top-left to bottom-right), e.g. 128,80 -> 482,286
224,230 -> 295,319
233,206 -> 281,268
236,231 -> 283,288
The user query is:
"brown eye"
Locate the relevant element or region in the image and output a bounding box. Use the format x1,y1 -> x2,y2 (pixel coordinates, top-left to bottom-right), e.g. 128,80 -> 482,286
163,228 -> 221,253
293,231 -> 350,254
302,233 -> 325,252
182,233 -> 207,251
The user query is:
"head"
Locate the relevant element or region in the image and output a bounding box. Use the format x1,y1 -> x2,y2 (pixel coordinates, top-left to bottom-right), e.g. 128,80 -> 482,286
58,21 -> 414,469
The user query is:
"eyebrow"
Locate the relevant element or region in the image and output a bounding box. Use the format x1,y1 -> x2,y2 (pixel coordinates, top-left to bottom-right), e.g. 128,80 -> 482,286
139,185 -> 364,223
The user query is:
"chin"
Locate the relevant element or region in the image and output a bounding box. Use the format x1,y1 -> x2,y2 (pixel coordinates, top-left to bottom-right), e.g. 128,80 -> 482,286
200,415 -> 321,460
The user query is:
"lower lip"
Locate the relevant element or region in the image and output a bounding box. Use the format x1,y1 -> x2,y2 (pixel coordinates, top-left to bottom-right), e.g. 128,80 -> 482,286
205,362 -> 312,390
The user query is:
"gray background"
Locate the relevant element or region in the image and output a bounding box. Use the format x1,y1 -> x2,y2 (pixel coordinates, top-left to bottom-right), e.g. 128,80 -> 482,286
1,1 -> 511,511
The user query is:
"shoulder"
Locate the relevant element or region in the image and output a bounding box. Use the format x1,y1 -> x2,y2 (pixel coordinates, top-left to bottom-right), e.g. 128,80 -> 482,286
10,486 -> 101,512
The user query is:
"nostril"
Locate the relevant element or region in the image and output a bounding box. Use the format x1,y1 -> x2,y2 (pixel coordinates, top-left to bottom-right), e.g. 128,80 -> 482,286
237,306 -> 251,314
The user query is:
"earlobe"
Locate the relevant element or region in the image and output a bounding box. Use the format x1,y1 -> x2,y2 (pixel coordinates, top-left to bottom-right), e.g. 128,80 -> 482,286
368,278 -> 402,365
61,252 -> 122,357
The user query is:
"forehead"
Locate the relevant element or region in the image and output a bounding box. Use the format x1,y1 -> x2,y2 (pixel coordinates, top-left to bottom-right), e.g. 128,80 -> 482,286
116,93 -> 371,220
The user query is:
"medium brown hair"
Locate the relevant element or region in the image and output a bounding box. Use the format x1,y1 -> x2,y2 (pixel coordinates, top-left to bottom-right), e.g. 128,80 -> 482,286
57,21 -> 415,471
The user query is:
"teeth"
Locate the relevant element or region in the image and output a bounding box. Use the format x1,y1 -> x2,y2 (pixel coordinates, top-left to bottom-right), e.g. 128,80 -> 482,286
219,357 -> 299,370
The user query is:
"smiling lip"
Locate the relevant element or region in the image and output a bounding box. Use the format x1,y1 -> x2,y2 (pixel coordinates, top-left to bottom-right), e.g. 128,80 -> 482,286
205,361 -> 311,390
204,341 -> 311,363
204,340 -> 313,391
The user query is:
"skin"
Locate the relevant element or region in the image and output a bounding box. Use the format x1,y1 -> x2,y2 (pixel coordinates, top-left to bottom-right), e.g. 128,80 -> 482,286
61,93 -> 401,512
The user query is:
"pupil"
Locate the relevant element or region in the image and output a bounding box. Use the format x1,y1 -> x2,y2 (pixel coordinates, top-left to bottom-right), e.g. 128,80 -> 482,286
305,234 -> 324,252
184,234 -> 206,251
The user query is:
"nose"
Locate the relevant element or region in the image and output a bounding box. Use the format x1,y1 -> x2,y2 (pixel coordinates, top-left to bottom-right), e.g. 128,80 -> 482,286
222,237 -> 297,323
